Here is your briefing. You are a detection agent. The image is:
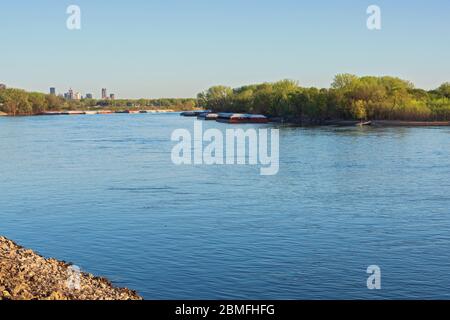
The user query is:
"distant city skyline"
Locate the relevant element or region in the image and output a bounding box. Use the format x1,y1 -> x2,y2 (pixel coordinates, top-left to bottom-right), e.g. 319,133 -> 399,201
1,0 -> 449,98
53,87 -> 115,100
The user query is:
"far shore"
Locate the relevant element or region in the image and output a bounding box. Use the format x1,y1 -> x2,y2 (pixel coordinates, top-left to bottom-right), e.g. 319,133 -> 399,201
35,109 -> 178,115
319,119 -> 450,127
2,110 -> 450,127
371,120 -> 450,127
0,109 -> 179,117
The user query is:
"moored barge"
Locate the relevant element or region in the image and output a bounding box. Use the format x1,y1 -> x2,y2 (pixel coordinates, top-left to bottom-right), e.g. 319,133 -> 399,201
181,110 -> 211,117
205,113 -> 219,120
216,113 -> 269,124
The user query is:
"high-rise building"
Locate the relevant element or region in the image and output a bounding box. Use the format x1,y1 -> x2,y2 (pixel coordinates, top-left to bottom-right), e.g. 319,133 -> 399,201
0,84 -> 6,90
74,92 -> 82,100
68,88 -> 74,100
101,88 -> 107,99
85,93 -> 93,99
110,94 -> 115,100
50,87 -> 56,95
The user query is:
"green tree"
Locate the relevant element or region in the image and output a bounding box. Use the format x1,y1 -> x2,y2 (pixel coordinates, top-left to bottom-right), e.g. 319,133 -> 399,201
203,86 -> 233,111
29,92 -> 48,114
0,89 -> 32,115
437,83 -> 450,98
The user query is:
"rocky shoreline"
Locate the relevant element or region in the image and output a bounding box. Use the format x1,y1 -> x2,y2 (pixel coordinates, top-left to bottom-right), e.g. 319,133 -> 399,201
0,236 -> 142,300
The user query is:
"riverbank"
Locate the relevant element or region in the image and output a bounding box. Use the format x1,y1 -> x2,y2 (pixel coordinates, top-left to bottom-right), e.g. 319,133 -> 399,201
324,120 -> 450,127
0,236 -> 142,300
371,120 -> 450,127
275,118 -> 450,127
265,117 -> 449,127
0,109 -> 180,117
36,109 -> 177,116
317,119 -> 450,127
3,110 -> 450,127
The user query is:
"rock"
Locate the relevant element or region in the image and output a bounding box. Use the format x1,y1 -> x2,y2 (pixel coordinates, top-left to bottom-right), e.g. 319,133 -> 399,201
0,236 -> 142,300
47,291 -> 67,300
2,290 -> 12,299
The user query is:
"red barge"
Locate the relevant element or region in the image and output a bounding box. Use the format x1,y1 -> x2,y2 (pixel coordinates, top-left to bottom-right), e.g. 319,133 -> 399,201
217,113 -> 269,124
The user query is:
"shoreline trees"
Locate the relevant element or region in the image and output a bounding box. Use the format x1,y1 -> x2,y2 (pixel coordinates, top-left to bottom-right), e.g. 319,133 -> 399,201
198,75 -> 450,122
0,87 -> 197,116
2,75 -> 450,121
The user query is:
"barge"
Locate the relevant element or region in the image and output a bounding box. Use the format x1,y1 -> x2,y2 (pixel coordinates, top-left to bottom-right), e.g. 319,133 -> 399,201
181,110 -> 211,117
197,112 -> 213,120
39,111 -> 64,116
62,111 -> 85,115
205,113 -> 219,121
216,113 -> 269,124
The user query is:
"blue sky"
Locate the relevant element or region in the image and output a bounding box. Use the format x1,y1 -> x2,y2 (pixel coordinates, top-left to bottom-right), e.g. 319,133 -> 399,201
0,0 -> 449,98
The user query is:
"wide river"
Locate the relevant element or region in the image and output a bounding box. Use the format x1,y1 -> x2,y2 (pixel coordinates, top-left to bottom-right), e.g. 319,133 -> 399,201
1,113 -> 450,299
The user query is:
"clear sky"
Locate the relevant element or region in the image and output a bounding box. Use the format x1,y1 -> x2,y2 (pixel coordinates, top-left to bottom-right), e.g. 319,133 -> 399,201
1,0 -> 449,99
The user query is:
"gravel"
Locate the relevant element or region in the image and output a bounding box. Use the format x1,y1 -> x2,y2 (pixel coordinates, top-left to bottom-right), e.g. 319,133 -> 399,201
0,236 -> 142,300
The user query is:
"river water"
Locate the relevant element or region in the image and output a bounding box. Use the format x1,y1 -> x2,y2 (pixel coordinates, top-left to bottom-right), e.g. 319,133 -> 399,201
1,113 -> 450,299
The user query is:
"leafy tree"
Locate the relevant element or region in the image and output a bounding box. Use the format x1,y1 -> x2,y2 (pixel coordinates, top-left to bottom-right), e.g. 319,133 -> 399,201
0,89 -> 31,115
29,92 -> 48,114
437,83 -> 450,98
202,86 -> 233,111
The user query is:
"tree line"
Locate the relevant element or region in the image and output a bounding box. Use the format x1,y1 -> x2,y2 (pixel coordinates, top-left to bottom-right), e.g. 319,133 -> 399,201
197,74 -> 450,122
2,75 -> 450,121
0,88 -> 197,116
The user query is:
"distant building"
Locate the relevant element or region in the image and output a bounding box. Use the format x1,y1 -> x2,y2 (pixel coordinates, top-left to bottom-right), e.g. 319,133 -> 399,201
64,88 -> 78,100
0,84 -> 6,90
101,88 -> 107,99
50,87 -> 56,95
110,94 -> 115,100
85,93 -> 93,99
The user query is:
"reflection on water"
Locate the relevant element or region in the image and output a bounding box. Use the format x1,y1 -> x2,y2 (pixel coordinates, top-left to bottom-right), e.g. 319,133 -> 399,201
1,114 -> 450,299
